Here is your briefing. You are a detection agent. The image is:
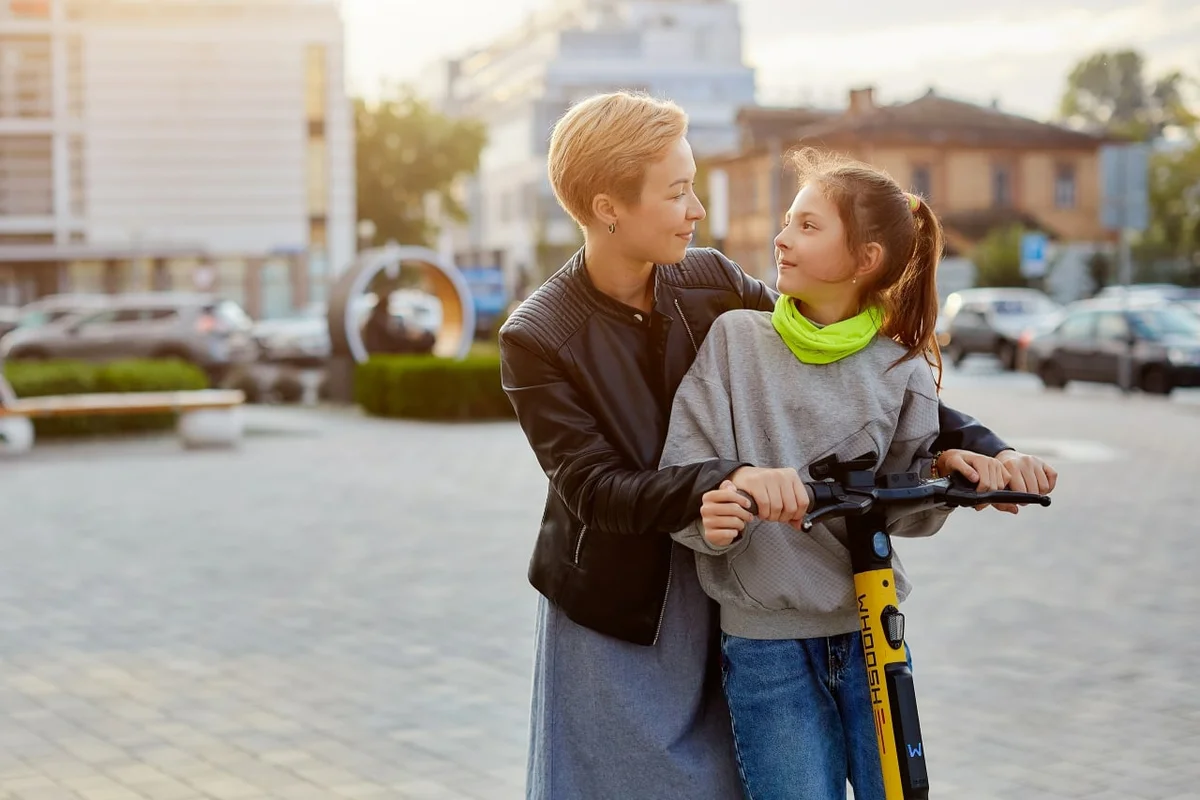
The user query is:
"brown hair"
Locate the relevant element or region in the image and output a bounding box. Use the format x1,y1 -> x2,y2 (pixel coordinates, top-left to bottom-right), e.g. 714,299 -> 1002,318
789,148 -> 945,389
548,91 -> 688,227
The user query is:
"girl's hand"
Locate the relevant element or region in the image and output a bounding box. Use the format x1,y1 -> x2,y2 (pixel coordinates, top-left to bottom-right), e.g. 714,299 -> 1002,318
700,480 -> 754,547
729,466 -> 809,527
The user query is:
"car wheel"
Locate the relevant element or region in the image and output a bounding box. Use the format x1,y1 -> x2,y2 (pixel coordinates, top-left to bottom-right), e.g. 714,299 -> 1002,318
1039,360 -> 1067,389
997,341 -> 1018,371
1140,365 -> 1173,396
944,344 -> 966,367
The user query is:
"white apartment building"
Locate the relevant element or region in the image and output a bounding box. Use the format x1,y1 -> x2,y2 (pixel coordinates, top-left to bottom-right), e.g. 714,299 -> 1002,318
420,0 -> 755,293
0,0 -> 354,318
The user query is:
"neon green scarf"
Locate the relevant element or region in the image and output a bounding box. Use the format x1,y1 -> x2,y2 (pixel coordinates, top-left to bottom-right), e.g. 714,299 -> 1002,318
771,295 -> 882,364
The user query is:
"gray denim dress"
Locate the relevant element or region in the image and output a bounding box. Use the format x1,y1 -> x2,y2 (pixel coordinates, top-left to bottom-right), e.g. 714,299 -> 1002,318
525,542 -> 746,799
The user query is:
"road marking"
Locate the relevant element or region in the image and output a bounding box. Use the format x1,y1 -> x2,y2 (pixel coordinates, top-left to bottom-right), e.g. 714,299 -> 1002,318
1006,438 -> 1120,463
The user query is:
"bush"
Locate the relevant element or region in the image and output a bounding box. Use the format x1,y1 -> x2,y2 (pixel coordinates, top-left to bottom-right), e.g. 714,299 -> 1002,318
3,358 -> 208,438
354,355 -> 514,421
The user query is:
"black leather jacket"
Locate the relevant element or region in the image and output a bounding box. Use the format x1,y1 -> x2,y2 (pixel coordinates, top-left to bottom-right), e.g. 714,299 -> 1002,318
499,248 -> 1008,645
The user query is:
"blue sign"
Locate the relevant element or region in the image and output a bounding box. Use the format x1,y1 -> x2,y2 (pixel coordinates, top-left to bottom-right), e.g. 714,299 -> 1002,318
460,266 -> 509,319
1020,232 -> 1049,278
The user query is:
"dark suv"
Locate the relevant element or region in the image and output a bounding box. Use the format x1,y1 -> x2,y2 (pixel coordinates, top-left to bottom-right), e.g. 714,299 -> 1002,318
0,293 -> 257,382
1024,299 -> 1200,395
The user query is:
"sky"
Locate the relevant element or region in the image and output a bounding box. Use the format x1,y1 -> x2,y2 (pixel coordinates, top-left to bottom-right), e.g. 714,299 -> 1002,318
344,0 -> 1200,120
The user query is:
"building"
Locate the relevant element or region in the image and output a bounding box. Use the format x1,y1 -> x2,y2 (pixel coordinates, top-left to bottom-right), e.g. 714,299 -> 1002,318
421,0 -> 755,291
709,88 -> 1114,298
0,0 -> 355,318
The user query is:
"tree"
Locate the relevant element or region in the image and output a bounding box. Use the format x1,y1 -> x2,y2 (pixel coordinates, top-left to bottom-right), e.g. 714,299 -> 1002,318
355,91 -> 487,248
971,225 -> 1028,288
1134,140 -> 1200,285
1058,50 -> 1196,139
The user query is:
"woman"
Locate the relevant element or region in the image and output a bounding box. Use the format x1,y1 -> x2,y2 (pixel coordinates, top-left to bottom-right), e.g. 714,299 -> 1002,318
499,91 -> 1053,799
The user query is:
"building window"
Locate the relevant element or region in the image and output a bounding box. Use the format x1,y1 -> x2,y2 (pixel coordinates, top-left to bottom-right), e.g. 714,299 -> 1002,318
992,163 -> 1013,208
911,165 -> 932,201
0,35 -> 53,118
68,135 -> 85,217
305,45 -> 327,122
306,139 -> 328,214
1054,163 -> 1077,209
304,44 -> 329,256
0,135 -> 53,215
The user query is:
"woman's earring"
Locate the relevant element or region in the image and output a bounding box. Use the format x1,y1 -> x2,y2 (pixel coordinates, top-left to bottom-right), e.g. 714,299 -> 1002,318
852,277 -> 858,285
608,222 -> 616,234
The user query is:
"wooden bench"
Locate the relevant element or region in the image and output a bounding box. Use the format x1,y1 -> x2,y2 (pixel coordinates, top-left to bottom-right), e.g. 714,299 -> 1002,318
0,374 -> 245,455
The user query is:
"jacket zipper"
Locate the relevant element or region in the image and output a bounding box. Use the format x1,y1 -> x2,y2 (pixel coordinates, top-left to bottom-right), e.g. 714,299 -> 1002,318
573,525 -> 588,565
674,299 -> 700,354
652,299 -> 696,645
652,557 -> 673,646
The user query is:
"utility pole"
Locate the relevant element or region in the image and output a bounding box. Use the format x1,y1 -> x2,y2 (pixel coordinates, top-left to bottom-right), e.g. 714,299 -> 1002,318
1100,143 -> 1150,394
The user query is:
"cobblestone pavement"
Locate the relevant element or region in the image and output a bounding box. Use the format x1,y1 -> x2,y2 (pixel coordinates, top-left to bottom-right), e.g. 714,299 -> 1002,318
2,372 -> 1198,799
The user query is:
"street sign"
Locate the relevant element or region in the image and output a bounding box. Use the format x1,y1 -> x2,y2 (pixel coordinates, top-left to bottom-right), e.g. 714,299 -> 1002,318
1020,232 -> 1049,278
1100,143 -> 1150,232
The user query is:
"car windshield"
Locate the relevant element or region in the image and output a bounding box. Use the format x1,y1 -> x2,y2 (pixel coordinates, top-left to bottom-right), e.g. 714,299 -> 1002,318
1128,306 -> 1200,340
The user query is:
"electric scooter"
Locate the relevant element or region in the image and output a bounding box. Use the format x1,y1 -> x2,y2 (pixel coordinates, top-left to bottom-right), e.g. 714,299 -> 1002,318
742,452 -> 1051,799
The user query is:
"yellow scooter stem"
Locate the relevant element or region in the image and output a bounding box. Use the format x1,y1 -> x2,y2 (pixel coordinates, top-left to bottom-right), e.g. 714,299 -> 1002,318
849,510 -> 929,800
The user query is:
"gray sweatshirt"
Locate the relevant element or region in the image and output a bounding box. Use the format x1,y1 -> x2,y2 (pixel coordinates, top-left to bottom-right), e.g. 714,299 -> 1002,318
660,309 -> 952,640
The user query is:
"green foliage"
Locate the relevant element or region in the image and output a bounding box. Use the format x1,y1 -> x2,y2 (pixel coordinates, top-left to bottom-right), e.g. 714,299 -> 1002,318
354,355 -> 514,421
355,90 -> 487,248
1059,49 -> 1196,139
971,225 -> 1028,288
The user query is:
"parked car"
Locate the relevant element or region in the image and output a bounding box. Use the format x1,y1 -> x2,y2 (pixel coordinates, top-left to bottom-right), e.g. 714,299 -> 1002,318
1096,283 -> 1190,302
0,293 -> 257,382
252,303 -> 331,365
940,288 -> 1063,370
3,293 -> 112,337
1023,298 -> 1200,395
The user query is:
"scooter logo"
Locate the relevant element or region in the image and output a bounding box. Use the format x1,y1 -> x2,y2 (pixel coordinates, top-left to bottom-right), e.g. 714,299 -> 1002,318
858,593 -> 883,707
907,743 -> 923,759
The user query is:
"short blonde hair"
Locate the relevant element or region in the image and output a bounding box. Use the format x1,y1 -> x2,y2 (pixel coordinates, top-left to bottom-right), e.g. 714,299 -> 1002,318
548,91 -> 688,227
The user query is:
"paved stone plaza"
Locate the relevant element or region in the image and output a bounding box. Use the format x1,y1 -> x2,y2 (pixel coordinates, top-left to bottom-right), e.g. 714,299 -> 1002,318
3,371 -> 1199,799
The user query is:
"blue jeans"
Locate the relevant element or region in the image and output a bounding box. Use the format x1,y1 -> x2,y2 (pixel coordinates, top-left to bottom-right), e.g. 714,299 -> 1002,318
721,632 -> 913,800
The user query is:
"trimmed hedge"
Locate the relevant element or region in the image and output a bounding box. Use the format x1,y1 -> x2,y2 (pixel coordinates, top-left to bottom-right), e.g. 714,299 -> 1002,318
354,355 -> 515,421
3,359 -> 209,437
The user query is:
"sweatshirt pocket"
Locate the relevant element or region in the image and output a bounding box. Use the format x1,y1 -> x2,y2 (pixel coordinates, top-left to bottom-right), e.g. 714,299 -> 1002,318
728,521 -> 854,614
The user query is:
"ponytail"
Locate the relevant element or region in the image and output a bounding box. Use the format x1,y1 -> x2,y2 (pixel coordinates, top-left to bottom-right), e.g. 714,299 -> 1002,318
879,199 -> 944,391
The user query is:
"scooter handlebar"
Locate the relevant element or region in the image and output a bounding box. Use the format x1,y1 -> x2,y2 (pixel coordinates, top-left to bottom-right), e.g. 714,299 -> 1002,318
735,472 -> 1050,527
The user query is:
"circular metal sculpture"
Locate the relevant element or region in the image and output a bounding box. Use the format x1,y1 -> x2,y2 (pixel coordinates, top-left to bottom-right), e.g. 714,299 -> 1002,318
327,245 -> 476,363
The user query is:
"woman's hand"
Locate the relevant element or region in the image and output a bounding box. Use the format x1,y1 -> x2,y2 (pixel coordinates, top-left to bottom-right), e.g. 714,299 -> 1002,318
729,466 -> 810,528
700,480 -> 753,547
992,450 -> 1058,513
936,449 -> 1008,511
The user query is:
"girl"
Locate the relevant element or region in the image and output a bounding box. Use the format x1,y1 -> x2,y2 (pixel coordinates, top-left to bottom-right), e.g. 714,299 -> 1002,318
499,92 -> 1054,799
660,150 -> 1054,799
